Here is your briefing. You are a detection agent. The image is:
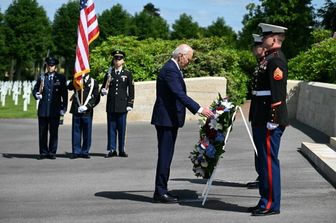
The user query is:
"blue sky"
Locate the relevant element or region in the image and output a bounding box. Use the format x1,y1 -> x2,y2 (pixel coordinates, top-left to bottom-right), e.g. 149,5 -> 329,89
0,0 -> 326,32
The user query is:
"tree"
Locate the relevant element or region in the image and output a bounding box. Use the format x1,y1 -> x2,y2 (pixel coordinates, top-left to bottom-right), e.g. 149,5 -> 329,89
4,0 -> 52,80
0,11 -> 10,79
130,3 -> 169,39
238,0 -> 315,58
52,0 -> 80,78
171,13 -> 201,39
205,17 -> 237,44
98,4 -> 133,41
318,0 -> 336,32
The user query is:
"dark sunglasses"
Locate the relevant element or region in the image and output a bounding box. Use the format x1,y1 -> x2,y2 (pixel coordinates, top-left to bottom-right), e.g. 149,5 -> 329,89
114,56 -> 124,60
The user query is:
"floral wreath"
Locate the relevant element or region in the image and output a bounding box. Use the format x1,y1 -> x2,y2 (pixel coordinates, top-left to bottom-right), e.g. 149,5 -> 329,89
189,93 -> 236,179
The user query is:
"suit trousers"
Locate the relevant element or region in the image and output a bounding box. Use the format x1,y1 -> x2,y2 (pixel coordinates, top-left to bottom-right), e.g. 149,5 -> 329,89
107,112 -> 127,153
154,125 -> 178,196
38,116 -> 60,155
252,125 -> 285,211
72,114 -> 93,155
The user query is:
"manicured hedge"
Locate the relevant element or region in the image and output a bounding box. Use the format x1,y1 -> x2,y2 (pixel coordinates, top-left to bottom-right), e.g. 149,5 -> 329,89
90,36 -> 255,104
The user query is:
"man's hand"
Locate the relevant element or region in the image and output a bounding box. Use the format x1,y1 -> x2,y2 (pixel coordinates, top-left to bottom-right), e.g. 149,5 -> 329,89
101,88 -> 107,96
266,122 -> 279,130
78,105 -> 88,113
36,93 -> 42,100
126,106 -> 133,111
201,107 -> 214,118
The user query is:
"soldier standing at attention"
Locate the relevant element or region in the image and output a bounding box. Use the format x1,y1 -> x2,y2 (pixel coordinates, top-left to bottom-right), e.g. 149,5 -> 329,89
101,50 -> 134,158
33,57 -> 68,160
247,34 -> 267,189
248,23 -> 289,216
67,73 -> 100,159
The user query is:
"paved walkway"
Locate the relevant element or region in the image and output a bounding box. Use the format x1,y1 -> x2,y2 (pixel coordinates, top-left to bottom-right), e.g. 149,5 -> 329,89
0,110 -> 335,223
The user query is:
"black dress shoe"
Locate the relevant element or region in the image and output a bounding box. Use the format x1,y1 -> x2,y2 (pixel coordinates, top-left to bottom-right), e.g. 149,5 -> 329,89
81,154 -> 91,159
119,152 -> 128,157
105,151 -> 117,158
49,154 -> 56,160
246,181 -> 259,189
70,154 -> 80,159
38,155 -> 47,160
251,208 -> 280,216
167,192 -> 179,199
247,205 -> 259,212
153,193 -> 178,203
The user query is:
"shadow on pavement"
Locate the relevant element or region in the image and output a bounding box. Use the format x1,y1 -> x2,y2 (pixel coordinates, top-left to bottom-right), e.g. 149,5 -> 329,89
171,178 -> 247,188
289,119 -> 329,143
95,189 -> 249,213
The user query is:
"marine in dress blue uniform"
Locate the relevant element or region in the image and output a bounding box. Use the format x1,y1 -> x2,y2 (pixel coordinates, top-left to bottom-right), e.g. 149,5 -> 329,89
249,23 -> 289,216
101,50 -> 134,158
151,44 -> 214,203
33,57 -> 68,159
68,73 -> 100,159
247,34 -> 266,189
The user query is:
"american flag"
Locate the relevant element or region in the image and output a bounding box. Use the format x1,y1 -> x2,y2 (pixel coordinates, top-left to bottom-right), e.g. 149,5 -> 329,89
73,0 -> 99,90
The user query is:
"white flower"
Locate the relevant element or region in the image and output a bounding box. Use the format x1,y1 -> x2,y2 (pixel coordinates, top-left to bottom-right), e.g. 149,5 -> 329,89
209,118 -> 217,129
198,117 -> 207,128
194,167 -> 205,177
221,101 -> 234,109
215,123 -> 223,130
201,160 -> 208,168
216,110 -> 224,115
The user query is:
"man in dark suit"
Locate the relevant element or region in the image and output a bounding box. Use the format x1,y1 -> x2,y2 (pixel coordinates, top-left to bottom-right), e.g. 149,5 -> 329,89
101,50 -> 134,158
151,44 -> 214,203
33,57 -> 68,159
249,23 -> 288,216
68,73 -> 100,159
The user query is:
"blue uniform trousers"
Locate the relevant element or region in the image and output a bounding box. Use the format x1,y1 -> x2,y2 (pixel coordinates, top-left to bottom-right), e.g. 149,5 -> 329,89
38,116 -> 60,155
107,112 -> 127,153
154,126 -> 178,196
252,126 -> 285,211
72,114 -> 93,155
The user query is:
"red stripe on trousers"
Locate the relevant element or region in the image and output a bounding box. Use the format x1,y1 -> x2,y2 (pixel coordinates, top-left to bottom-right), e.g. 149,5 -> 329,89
266,129 -> 273,210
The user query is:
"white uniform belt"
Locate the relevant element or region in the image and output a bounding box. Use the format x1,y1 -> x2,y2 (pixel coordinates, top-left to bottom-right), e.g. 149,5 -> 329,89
252,90 -> 271,96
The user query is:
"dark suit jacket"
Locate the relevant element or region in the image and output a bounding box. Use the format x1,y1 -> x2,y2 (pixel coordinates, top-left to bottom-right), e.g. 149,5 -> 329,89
33,72 -> 68,117
68,76 -> 100,116
101,68 -> 135,113
151,59 -> 200,128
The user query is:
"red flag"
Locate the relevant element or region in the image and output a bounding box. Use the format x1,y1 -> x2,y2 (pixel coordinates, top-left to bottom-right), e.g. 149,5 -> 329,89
73,0 -> 99,90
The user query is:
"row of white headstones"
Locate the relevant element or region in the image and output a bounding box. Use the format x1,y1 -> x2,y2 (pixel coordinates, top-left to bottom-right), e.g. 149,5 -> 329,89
0,80 -> 37,111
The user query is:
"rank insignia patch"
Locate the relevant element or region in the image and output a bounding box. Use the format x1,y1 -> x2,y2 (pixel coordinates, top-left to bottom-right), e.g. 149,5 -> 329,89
273,67 -> 283,80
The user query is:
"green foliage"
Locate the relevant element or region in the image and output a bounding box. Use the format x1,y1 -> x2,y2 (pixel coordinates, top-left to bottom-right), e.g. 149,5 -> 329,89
98,4 -> 133,42
90,36 -> 253,104
288,38 -> 336,83
52,0 -> 79,78
205,17 -> 237,44
311,29 -> 334,43
317,0 -> 336,32
238,0 -> 315,59
4,0 -> 52,80
171,13 -> 201,39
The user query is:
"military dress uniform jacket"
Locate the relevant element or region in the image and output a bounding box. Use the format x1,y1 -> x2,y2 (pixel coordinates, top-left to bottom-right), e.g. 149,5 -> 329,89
249,49 -> 289,127
33,72 -> 68,117
101,68 -> 134,113
68,77 -> 100,116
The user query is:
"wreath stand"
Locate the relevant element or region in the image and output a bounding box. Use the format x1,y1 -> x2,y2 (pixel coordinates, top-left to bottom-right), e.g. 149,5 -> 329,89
200,106 -> 257,206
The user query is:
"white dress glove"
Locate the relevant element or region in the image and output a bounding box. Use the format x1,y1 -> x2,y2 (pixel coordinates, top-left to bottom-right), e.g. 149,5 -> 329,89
78,105 -> 88,113
36,93 -> 42,100
267,122 -> 279,130
101,88 -> 107,96
126,106 -> 133,111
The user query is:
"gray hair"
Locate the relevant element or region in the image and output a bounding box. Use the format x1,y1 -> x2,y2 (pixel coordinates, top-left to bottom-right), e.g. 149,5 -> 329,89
172,44 -> 193,58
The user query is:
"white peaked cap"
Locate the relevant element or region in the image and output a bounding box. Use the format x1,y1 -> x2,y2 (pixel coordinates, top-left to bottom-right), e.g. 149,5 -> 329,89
258,23 -> 287,36
252,34 -> 263,43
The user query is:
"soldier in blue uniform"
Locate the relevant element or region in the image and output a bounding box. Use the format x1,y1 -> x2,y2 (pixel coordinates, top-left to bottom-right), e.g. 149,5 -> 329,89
247,34 -> 267,189
248,23 -> 289,216
101,50 -> 134,158
67,73 -> 100,159
33,57 -> 68,159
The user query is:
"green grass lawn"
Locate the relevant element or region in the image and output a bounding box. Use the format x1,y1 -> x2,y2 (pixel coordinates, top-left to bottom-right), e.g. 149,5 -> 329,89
0,94 -> 37,119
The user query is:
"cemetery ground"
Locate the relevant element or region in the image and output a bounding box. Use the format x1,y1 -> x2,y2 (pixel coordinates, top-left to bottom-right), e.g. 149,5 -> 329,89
0,109 -> 335,223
